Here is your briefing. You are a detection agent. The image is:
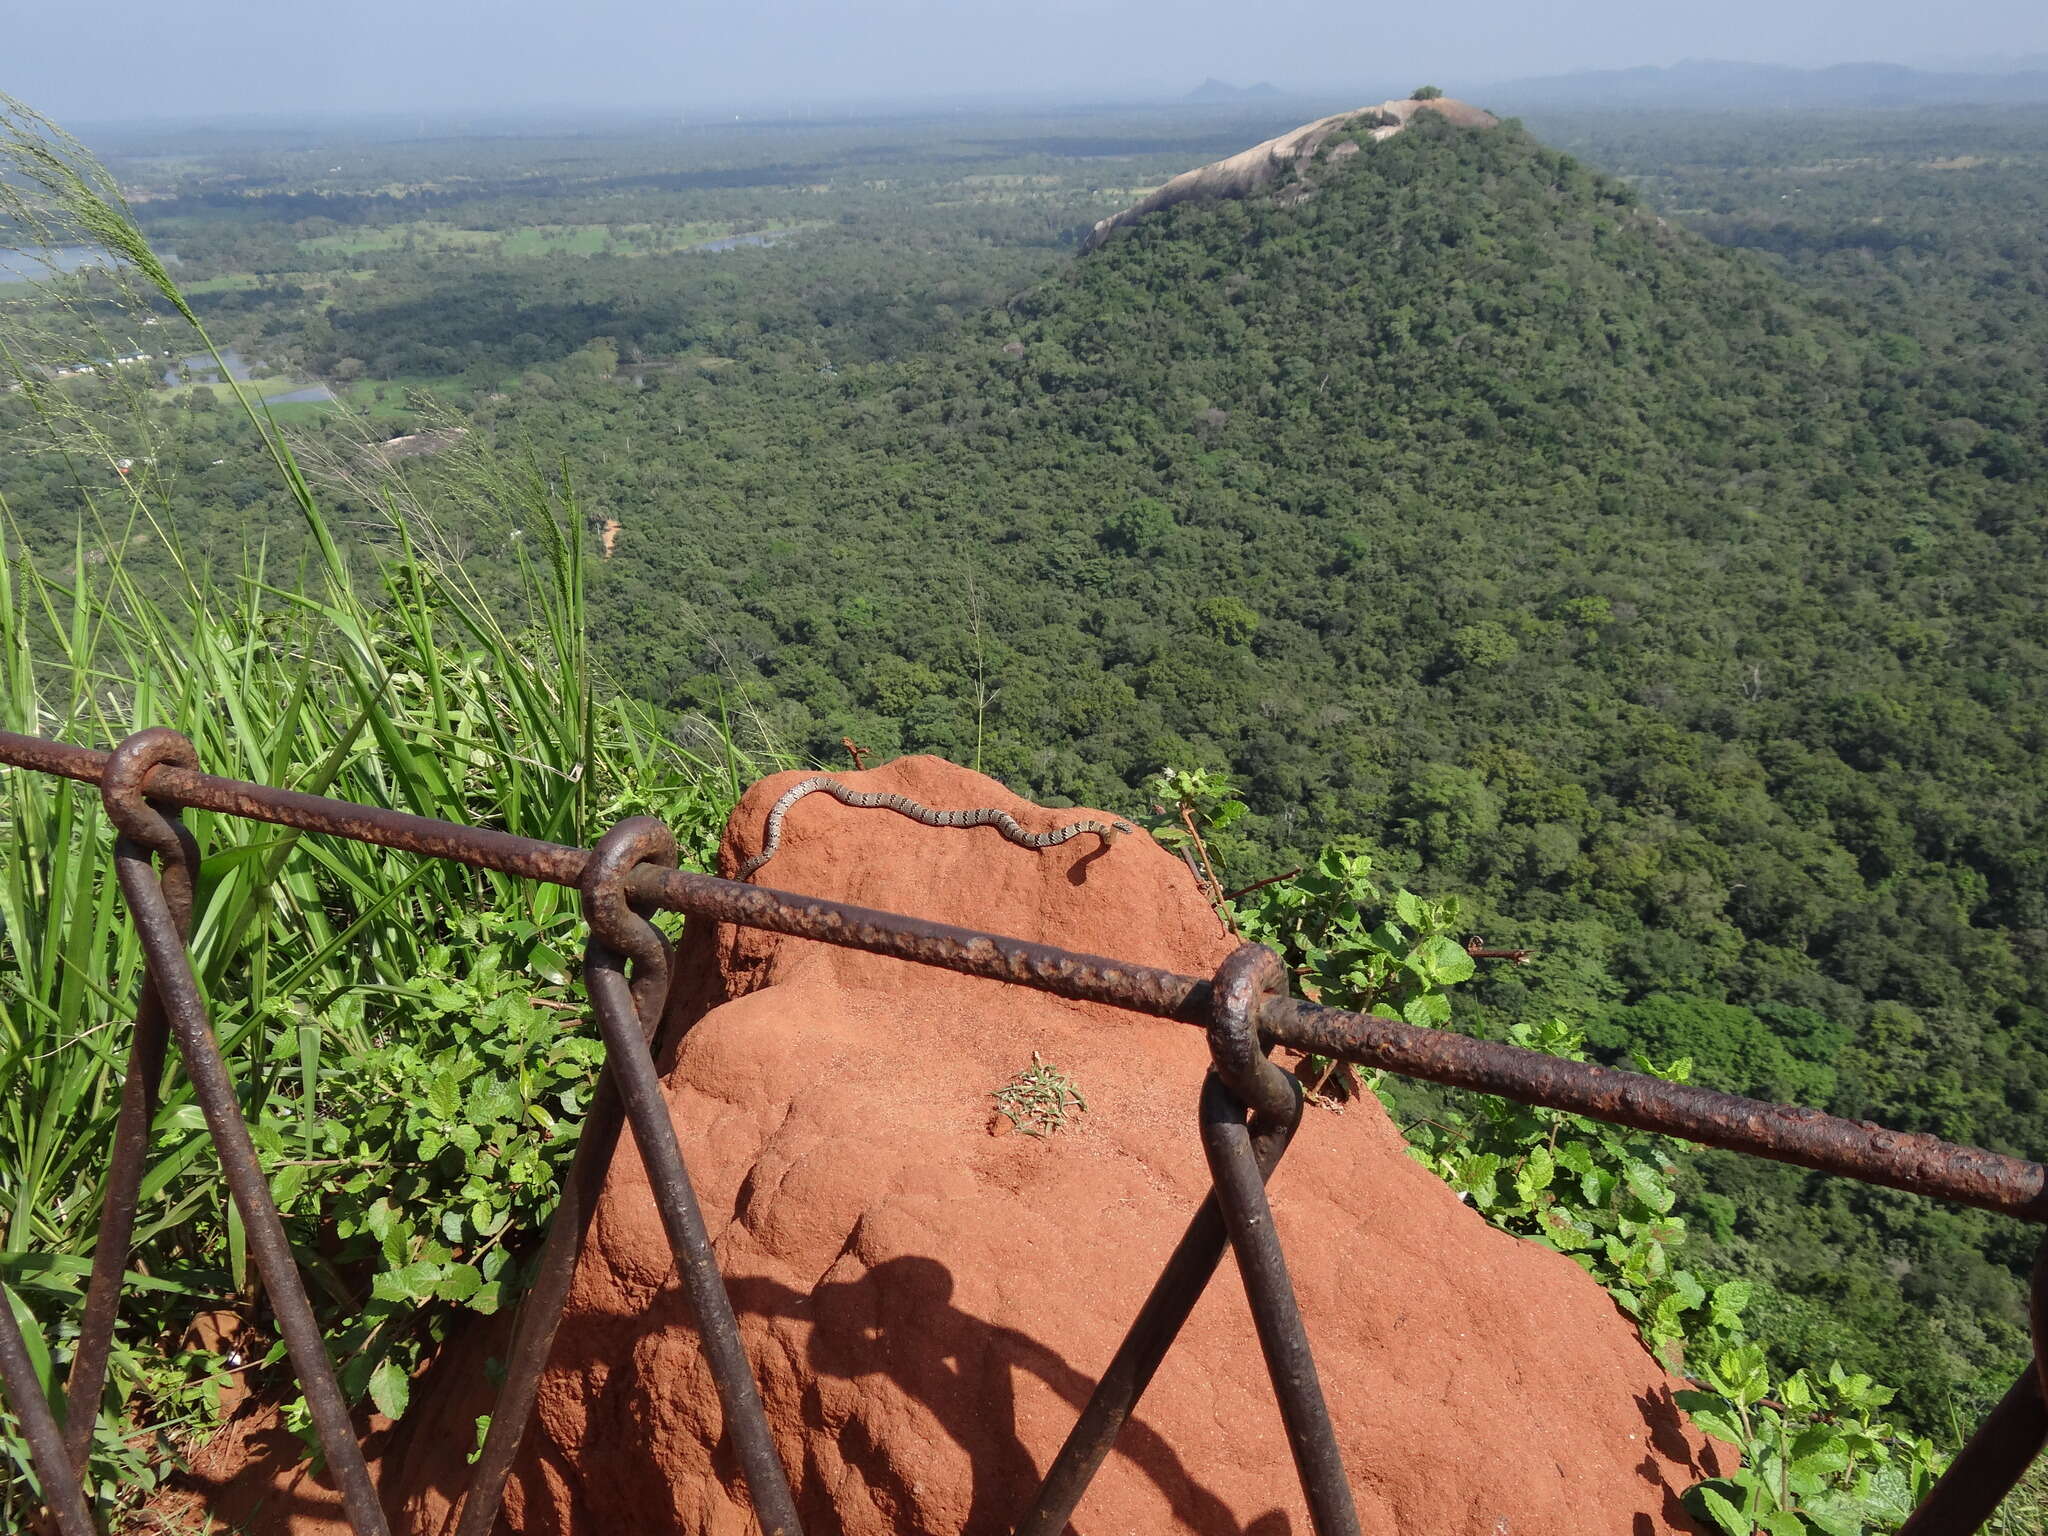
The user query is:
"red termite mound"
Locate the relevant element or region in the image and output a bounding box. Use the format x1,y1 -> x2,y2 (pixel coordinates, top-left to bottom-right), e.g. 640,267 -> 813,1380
186,756 -> 1725,1533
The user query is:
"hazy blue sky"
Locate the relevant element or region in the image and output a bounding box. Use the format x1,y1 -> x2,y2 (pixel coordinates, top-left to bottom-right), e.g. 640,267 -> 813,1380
12,0 -> 2048,122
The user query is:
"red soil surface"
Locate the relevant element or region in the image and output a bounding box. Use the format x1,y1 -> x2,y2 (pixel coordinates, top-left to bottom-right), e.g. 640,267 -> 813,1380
163,756 -> 1720,1533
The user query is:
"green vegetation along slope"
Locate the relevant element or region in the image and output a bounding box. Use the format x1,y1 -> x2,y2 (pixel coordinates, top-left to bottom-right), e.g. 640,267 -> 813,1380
471,109 -> 2048,1426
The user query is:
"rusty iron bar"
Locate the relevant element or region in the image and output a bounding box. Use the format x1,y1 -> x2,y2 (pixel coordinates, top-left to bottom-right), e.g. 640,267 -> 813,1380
1898,1237 -> 2048,1532
59,735 -> 195,1477
1897,1372 -> 2045,1533
0,1283 -> 99,1536
1015,949 -> 1307,1536
449,1064 -> 635,1536
578,819 -> 805,1536
60,985 -> 172,1476
1201,1073 -> 1361,1534
1199,947 -> 1360,1536
6,726 -> 2043,1222
1011,1100 -> 1298,1535
103,733 -> 391,1536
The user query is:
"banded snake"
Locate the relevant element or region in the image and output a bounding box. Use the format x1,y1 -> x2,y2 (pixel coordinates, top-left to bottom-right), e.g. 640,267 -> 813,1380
738,775 -> 1134,880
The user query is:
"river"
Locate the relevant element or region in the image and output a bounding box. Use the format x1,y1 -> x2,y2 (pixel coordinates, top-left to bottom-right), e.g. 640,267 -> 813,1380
0,245 -> 117,284
0,244 -> 181,284
163,349 -> 253,385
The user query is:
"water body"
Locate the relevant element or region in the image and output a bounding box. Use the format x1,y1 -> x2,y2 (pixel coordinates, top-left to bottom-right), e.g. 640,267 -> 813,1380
0,245 -> 116,284
268,383 -> 337,404
163,348 -> 252,386
688,229 -> 795,253
0,244 -> 179,284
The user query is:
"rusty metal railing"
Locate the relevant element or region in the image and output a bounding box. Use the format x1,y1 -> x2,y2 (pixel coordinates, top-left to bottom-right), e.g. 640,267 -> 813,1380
0,724 -> 2041,1534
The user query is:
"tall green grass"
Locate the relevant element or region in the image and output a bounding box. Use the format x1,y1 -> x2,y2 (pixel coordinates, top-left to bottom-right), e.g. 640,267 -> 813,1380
0,97 -> 772,1521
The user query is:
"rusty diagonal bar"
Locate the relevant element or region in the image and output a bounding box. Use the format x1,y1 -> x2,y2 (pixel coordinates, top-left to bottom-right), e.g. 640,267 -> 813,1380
1196,946 -> 1360,1536
98,732 -> 392,1536
60,749 -> 186,1480
574,818 -> 804,1535
1898,1237 -> 2048,1533
1015,950 -> 1308,1536
0,1288 -> 97,1536
4,723 -> 2048,1532
448,826 -> 673,1536
1012,1091 -> 1299,1535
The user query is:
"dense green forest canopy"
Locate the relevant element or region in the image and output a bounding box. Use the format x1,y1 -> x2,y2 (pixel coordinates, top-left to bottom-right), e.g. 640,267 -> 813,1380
7,98 -> 2048,1435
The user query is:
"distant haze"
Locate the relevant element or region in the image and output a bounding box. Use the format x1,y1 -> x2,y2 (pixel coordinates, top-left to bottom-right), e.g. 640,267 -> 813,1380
8,0 -> 2048,124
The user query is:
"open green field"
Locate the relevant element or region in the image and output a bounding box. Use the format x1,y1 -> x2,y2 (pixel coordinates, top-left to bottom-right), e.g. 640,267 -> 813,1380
262,372 -> 470,425
146,371 -> 462,424
181,272 -> 265,294
295,220 -> 807,261
186,268 -> 382,296
160,373 -> 323,404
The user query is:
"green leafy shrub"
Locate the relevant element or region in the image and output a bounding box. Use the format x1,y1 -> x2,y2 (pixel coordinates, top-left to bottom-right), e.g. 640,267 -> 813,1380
1236,844 -> 1470,1026
1148,772 -> 1961,1535
1403,1020 -> 1746,1370
1680,1353 -> 1938,1534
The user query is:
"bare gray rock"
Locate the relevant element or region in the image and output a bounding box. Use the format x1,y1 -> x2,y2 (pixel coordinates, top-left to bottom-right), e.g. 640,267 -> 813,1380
1082,96 -> 1500,251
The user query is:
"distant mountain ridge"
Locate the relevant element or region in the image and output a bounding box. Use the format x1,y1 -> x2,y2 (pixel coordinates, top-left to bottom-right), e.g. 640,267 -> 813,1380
1187,78 -> 1285,103
1486,57 -> 2048,108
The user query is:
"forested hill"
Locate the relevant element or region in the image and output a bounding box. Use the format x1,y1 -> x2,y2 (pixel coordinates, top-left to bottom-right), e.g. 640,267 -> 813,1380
526,108 -> 2047,1414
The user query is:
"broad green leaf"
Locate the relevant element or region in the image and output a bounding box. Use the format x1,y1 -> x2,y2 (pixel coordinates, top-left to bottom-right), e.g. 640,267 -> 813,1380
467,1075 -> 519,1123
368,1357 -> 410,1421
1416,934 -> 1475,986
1401,990 -> 1451,1028
364,1199 -> 400,1245
1694,1485 -> 1751,1536
1623,1161 -> 1676,1214
1674,1400 -> 1747,1449
269,1162 -> 309,1210
1514,1145 -> 1556,1201
426,1068 -> 462,1120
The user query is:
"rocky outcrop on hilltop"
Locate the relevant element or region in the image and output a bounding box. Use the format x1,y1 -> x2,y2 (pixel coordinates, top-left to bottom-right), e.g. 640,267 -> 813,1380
1082,95 -> 1499,250
359,755 -> 1720,1534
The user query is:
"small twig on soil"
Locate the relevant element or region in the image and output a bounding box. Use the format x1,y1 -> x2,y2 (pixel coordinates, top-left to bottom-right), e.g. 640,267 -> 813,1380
842,736 -> 871,770
1305,1056 -> 1359,1106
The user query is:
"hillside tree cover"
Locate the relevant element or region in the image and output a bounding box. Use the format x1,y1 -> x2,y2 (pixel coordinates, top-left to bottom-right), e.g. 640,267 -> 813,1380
490,111 -> 2048,1430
